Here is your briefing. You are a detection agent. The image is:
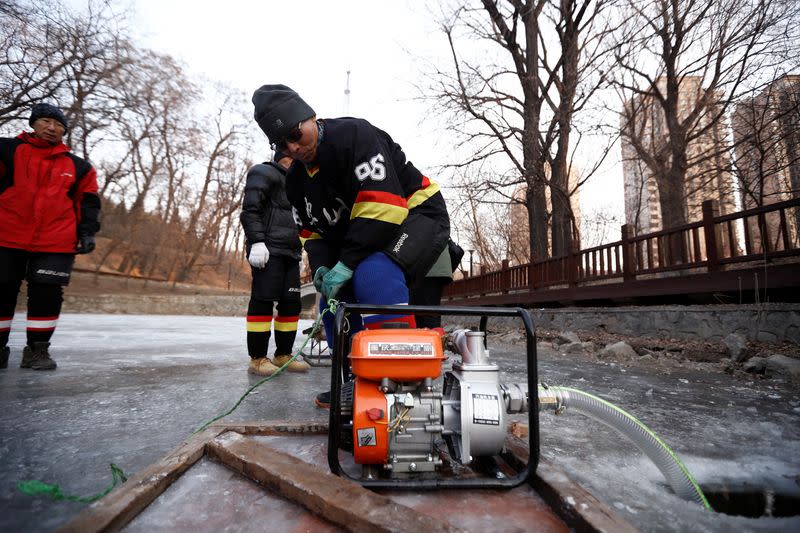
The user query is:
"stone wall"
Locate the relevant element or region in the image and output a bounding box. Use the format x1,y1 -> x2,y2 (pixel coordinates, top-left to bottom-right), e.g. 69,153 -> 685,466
526,303 -> 800,344
62,293 -> 250,316
45,294 -> 800,344
55,293 -> 317,319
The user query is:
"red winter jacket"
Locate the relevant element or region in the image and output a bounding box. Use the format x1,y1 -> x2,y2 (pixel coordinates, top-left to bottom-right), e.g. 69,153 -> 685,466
0,132 -> 101,253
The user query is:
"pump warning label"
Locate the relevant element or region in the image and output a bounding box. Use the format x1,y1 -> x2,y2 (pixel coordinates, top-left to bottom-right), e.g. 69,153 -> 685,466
472,394 -> 500,425
357,427 -> 377,447
368,342 -> 434,357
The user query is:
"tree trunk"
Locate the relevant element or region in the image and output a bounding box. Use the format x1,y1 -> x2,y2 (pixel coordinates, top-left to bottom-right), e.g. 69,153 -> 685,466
526,178 -> 549,259
655,151 -> 689,265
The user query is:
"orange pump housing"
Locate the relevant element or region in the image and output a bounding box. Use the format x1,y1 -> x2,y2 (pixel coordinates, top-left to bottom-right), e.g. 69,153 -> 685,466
349,328 -> 446,381
351,377 -> 389,464
349,328 -> 446,464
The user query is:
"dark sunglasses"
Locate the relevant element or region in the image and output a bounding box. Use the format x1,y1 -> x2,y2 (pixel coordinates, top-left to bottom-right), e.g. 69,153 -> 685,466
275,122 -> 304,149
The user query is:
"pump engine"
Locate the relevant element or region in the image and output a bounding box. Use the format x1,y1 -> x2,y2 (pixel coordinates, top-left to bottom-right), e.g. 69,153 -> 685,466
326,304 -> 537,489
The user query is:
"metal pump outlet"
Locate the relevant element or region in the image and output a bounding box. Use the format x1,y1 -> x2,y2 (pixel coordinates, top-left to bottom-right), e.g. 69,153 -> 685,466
326,303 -> 538,489
442,329 -> 529,465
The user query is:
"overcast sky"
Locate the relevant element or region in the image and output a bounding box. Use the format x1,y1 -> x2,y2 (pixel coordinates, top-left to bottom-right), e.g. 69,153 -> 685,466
78,0 -> 625,230
129,0 -> 450,164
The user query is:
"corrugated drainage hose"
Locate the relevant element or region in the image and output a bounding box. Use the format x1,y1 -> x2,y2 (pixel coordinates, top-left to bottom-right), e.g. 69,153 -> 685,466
537,385 -> 711,509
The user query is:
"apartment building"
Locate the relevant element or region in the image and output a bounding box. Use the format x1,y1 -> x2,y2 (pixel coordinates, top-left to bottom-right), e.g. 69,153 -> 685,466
732,74 -> 800,252
733,75 -> 800,206
621,76 -> 737,236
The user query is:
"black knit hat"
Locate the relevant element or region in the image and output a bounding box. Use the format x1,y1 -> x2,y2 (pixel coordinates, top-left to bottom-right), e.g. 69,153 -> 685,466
29,103 -> 68,131
252,84 -> 314,145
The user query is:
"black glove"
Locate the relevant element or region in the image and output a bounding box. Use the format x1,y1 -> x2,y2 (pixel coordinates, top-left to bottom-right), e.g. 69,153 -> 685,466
76,235 -> 96,254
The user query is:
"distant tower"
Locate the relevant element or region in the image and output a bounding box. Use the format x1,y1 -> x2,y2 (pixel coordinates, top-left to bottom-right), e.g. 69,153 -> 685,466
343,69 -> 351,115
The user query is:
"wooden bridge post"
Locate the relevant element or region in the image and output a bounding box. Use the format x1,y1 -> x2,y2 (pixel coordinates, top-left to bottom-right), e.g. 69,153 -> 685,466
702,200 -> 720,272
567,241 -> 579,287
502,259 -> 510,293
621,224 -> 635,282
528,261 -> 537,293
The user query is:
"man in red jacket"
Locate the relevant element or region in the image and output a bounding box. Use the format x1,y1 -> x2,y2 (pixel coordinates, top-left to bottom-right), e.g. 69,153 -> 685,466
0,103 -> 101,370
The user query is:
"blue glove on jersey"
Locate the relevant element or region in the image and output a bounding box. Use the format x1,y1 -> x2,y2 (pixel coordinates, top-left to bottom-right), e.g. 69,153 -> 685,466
320,261 -> 353,300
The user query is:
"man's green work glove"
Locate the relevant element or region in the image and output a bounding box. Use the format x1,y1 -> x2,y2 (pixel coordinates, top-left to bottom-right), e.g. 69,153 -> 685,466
313,266 -> 329,292
319,261 -> 353,301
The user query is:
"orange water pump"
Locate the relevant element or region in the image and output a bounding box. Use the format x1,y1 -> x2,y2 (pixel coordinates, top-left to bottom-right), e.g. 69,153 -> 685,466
348,327 -> 446,467
326,303 -> 538,489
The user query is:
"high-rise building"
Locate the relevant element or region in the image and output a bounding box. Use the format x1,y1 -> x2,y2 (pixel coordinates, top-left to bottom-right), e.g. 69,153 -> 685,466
733,75 -> 800,207
621,76 -> 737,236
732,74 -> 800,252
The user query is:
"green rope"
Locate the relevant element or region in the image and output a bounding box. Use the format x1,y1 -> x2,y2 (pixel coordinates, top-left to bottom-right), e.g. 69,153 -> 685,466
17,463 -> 127,503
193,299 -> 338,434
17,300 -> 339,504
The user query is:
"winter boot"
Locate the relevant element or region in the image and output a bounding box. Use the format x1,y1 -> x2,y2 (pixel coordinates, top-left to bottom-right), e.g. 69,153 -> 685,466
314,390 -> 331,409
248,357 -> 279,376
272,354 -> 310,372
21,342 -> 57,370
20,346 -> 35,368
0,346 -> 8,369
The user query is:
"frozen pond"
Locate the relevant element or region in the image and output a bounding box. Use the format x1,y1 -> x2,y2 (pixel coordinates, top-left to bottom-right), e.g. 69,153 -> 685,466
0,313 -> 798,532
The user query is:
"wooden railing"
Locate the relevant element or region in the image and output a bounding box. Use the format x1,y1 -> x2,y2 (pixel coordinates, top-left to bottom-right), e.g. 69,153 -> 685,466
443,198 -> 800,305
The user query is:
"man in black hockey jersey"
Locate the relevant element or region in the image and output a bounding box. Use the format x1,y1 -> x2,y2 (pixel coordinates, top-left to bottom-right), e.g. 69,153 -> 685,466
251,84 -> 451,407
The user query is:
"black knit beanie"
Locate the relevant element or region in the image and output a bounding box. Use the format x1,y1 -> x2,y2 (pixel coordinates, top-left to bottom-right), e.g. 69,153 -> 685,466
29,103 -> 68,131
252,84 -> 315,145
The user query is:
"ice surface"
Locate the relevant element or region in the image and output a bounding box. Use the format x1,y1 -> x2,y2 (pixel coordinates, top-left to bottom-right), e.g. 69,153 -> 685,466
0,313 -> 798,532
522,344 -> 800,533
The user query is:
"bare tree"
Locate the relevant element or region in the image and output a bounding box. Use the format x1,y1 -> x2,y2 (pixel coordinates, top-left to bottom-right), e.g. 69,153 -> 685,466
581,204 -> 622,248
92,49 -> 198,275
731,75 -> 800,251
0,0 -> 128,153
462,198 -> 507,271
542,0 -> 614,255
613,0 -> 800,235
732,76 -> 800,208
0,2 -> 260,290
169,88 -> 250,282
57,2 -> 131,161
447,167 -> 531,270
424,0 -> 615,259
0,0 -> 75,127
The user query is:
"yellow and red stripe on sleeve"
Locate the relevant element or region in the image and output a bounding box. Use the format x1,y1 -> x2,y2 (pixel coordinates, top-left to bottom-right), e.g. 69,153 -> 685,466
274,315 -> 299,332
406,176 -> 441,209
299,228 -> 322,246
247,315 -> 272,332
350,190 -> 408,225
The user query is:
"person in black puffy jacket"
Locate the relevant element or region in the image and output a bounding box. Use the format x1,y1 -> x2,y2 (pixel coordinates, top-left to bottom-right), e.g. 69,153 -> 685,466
239,150 -> 308,376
